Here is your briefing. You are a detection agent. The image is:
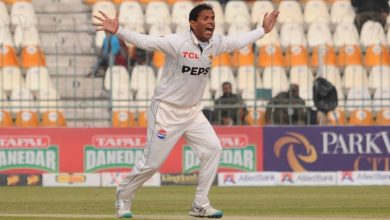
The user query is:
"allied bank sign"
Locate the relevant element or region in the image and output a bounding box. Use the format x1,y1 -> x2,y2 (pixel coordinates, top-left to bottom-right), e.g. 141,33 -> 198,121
264,127 -> 390,171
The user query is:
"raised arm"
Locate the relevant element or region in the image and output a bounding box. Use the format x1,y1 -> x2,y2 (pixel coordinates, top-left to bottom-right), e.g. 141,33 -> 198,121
218,10 -> 279,53
93,11 -> 175,56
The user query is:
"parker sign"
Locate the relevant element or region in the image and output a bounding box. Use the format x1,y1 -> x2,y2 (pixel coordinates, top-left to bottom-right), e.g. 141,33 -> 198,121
264,127 -> 390,171
0,136 -> 59,173
84,136 -> 146,172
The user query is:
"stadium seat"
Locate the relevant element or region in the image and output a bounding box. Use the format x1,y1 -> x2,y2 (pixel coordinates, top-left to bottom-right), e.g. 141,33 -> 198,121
255,28 -> 280,48
346,86 -> 372,112
337,45 -> 362,67
10,1 -> 37,26
0,1 -> 10,26
118,1 -> 144,31
326,108 -> 346,125
277,0 -> 304,24
245,107 -> 266,126
0,67 -> 25,92
285,45 -> 309,67
364,45 -> 390,67
111,89 -> 136,127
290,65 -> 314,87
304,0 -> 330,24
203,1 -> 224,27
236,66 -> 262,95
104,65 -> 130,91
330,0 -> 355,24
372,87 -> 390,111
333,22 -> 360,49
201,81 -> 214,110
343,65 -> 368,91
231,45 -> 255,68
227,23 -> 250,36
376,108 -> 390,125
368,65 -> 390,90
0,24 -> 14,46
130,65 -> 156,113
10,88 -> 38,127
280,23 -> 307,49
149,23 -> 172,37
310,45 -> 337,68
262,66 -> 289,96
94,30 -> 106,50
145,1 -> 171,28
152,51 -> 165,69
171,1 -> 193,28
360,21 -> 387,48
38,88 -> 66,127
257,45 -> 285,68
21,45 -> 46,69
25,67 -> 53,92
0,91 -> 12,127
212,53 -> 232,67
137,110 -> 147,127
92,1 -> 116,24
319,65 -> 343,97
307,22 -> 333,48
0,45 -> 19,67
13,25 -> 40,49
251,0 -> 274,26
349,109 -> 373,125
210,66 -> 236,97
224,1 -> 251,27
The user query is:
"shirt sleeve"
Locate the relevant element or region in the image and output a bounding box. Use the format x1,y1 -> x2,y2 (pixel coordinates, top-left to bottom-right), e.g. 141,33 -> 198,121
217,27 -> 265,54
115,26 -> 176,57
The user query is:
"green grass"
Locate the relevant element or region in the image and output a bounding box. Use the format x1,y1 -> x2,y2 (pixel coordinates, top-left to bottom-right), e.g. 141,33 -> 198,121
0,186 -> 390,219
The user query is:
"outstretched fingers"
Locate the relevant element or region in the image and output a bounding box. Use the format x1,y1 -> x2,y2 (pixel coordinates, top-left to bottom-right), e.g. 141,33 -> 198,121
93,15 -> 104,22
99,10 -> 109,20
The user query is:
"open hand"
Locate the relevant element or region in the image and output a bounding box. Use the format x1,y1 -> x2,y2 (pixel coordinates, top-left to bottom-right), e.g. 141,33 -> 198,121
92,10 -> 119,34
262,10 -> 279,33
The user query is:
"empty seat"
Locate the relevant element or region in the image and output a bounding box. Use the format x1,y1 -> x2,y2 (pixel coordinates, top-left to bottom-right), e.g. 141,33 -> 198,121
346,86 -> 372,112
38,89 -> 66,127
257,44 -> 285,68
307,22 -> 333,48
10,1 -> 37,26
210,66 -> 236,97
326,108 -> 346,125
333,22 -> 360,49
0,91 -> 12,127
278,0 -> 304,24
343,65 -> 368,90
224,1 -> 250,27
360,21 -> 387,48
337,45 -> 362,67
111,88 -> 136,127
21,45 -> 46,69
231,45 -> 255,68
364,45 -> 390,67
0,45 -> 19,67
171,1 -> 193,28
13,25 -> 40,49
145,1 -> 171,28
104,65 -> 130,91
262,66 -> 289,96
236,66 -> 262,95
212,52 -> 232,67
0,1 -> 10,26
255,28 -> 280,48
0,67 -> 25,92
95,30 -> 106,49
251,0 -> 274,26
227,23 -> 250,36
0,24 -> 14,47
368,65 -> 390,90
373,88 -> 390,125
10,88 -> 39,127
131,65 -> 156,111
304,0 -> 330,24
330,0 -> 355,24
25,67 -> 53,92
118,1 -> 144,32
92,1 -> 116,24
290,65 -> 314,87
310,45 -> 337,68
280,23 -> 307,48
285,45 -> 309,67
201,81 -> 214,110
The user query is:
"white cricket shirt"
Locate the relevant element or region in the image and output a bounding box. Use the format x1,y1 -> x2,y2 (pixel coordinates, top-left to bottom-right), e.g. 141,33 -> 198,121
116,26 -> 265,107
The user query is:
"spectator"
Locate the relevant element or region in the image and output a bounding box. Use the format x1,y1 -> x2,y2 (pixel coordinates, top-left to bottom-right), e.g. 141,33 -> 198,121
114,38 -> 130,69
265,84 -> 307,125
214,82 -> 248,125
351,0 -> 389,33
89,34 -> 120,77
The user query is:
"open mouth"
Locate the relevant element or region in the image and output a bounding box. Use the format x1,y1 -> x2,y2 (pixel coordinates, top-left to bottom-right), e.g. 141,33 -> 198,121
205,27 -> 214,35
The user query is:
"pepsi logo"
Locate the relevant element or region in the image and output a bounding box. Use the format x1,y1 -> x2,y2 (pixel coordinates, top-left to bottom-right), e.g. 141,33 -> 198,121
157,129 -> 167,140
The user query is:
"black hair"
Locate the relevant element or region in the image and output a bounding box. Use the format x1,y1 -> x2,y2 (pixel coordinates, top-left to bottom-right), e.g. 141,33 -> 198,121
189,3 -> 213,22
222,81 -> 232,87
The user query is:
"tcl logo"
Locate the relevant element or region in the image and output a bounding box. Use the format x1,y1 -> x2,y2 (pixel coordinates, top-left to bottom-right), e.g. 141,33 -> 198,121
182,65 -> 210,75
182,51 -> 200,59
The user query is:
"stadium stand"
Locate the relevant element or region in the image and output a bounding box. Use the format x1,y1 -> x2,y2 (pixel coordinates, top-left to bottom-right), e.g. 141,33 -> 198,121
0,0 -> 388,127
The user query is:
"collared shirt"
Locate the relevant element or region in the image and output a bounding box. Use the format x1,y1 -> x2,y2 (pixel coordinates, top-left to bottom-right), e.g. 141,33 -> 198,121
116,27 -> 265,107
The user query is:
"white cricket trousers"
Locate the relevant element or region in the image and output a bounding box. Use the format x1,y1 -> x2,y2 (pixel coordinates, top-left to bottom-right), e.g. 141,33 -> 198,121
117,100 -> 222,208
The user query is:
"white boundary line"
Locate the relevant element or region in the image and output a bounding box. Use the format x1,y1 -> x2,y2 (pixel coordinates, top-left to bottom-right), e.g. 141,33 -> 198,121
0,214 -> 388,220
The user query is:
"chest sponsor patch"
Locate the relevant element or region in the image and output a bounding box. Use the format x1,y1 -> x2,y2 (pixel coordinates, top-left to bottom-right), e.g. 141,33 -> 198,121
157,129 -> 167,140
